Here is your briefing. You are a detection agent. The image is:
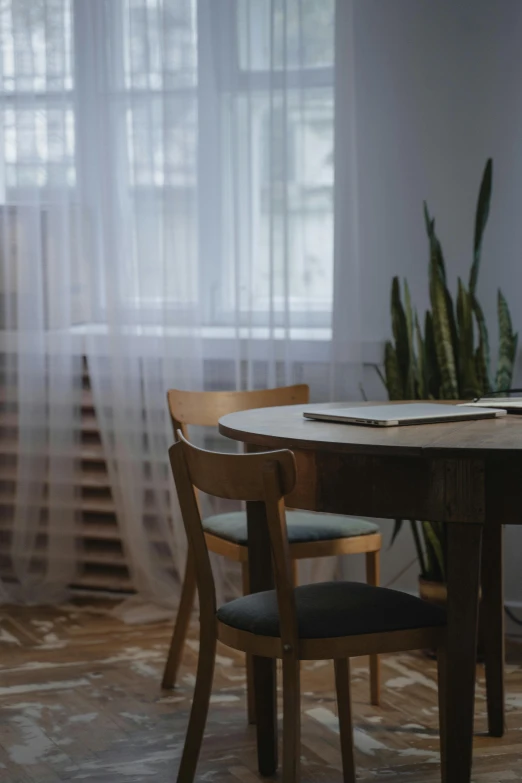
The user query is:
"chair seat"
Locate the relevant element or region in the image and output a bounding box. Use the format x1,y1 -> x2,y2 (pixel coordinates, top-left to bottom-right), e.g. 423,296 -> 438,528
202,510 -> 379,546
217,581 -> 446,639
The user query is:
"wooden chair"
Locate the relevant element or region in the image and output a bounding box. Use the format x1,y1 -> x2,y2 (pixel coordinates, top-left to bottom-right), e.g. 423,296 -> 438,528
162,385 -> 383,716
169,434 -> 448,783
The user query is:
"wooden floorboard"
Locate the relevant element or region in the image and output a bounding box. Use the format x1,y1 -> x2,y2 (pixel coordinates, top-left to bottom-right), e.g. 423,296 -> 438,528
1,601 -> 522,782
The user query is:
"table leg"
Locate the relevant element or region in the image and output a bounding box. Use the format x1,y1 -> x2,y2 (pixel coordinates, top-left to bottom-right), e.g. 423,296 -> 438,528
444,522 -> 482,783
247,499 -> 277,776
480,523 -> 505,737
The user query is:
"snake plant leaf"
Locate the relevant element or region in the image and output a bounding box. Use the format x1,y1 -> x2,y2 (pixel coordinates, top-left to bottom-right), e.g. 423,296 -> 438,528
410,520 -> 427,578
444,283 -> 459,384
384,341 -> 404,400
422,520 -> 446,582
430,270 -> 458,399
423,201 -> 434,239
475,343 -> 488,396
414,310 -> 426,399
374,364 -> 388,394
389,519 -> 403,548
403,280 -> 416,398
469,158 -> 493,296
456,278 -> 480,398
424,310 -> 441,398
391,277 -> 410,393
425,204 -> 447,286
471,296 -> 491,392
495,289 -> 518,392
512,334 -> 519,386
428,220 -> 458,374
435,235 -> 448,286
422,529 -> 436,582
434,519 -> 447,558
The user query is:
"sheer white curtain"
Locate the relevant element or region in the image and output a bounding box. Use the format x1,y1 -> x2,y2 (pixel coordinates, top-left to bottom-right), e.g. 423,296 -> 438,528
0,0 -> 361,612
0,0 -> 83,603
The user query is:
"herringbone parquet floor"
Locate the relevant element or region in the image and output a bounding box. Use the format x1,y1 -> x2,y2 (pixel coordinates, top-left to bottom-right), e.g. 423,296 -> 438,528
1,600 -> 522,782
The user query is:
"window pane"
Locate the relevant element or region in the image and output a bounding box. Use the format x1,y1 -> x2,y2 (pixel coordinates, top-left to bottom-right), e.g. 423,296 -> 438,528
3,105 -> 75,188
0,0 -> 73,93
257,93 -> 334,315
126,190 -> 198,306
123,0 -> 197,90
221,89 -> 333,320
0,1 -> 74,191
122,97 -> 198,305
237,0 -> 335,71
126,96 -> 196,187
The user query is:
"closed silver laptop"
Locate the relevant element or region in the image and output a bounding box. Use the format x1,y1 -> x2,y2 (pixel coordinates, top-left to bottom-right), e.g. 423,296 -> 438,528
303,402 -> 507,427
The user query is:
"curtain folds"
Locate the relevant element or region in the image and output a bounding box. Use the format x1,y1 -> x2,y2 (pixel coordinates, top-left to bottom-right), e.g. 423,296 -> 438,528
0,0 -> 361,614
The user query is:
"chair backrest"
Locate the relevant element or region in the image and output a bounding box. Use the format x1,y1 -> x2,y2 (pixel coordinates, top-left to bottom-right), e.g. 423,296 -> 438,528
166,384 -> 309,437
169,432 -> 299,649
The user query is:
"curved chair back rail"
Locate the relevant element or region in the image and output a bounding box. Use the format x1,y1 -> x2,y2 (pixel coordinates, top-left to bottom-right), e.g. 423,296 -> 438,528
174,429 -> 297,500
167,384 -> 309,434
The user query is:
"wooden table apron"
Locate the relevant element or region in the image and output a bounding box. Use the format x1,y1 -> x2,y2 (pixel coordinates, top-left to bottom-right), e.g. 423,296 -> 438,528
219,404 -> 519,783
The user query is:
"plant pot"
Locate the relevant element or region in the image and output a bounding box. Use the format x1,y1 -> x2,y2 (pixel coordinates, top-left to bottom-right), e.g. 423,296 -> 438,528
419,577 -> 447,607
419,577 -> 482,605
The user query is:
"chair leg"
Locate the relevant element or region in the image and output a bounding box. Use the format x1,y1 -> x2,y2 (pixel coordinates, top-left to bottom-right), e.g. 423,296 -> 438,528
162,551 -> 197,690
176,622 -> 217,783
334,658 -> 356,783
291,558 -> 299,587
241,560 -> 256,725
282,654 -> 301,783
365,551 -> 381,706
437,645 -> 447,783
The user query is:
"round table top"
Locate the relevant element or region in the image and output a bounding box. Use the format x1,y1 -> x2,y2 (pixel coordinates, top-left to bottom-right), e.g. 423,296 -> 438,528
219,401 -> 522,458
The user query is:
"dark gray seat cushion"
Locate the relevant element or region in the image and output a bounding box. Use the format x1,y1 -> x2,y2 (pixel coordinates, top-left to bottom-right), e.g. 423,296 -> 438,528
217,581 -> 446,639
203,510 -> 379,546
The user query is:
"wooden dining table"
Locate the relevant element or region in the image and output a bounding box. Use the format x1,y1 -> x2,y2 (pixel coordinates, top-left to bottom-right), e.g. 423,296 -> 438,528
218,400 -> 519,783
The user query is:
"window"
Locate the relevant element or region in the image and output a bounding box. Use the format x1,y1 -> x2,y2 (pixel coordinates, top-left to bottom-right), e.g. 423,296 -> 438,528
0,0 -> 335,328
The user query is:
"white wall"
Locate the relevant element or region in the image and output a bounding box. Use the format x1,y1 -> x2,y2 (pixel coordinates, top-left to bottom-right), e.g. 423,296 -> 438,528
341,0 -> 522,613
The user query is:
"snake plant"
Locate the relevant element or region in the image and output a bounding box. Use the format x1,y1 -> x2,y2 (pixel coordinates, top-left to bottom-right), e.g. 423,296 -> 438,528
378,158 -> 518,403
380,159 -> 518,581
